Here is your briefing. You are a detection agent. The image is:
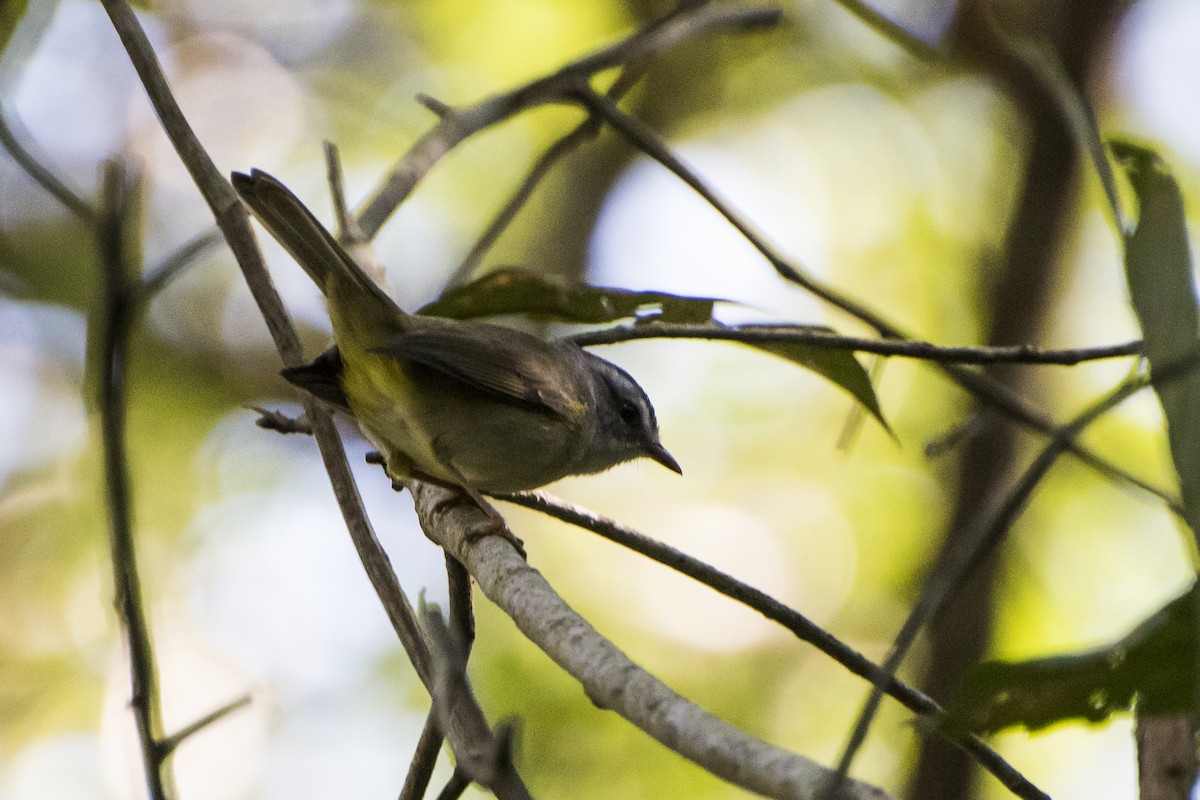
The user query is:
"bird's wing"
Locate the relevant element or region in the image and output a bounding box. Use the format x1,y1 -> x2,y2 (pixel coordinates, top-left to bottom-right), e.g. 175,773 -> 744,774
372,324 -> 580,419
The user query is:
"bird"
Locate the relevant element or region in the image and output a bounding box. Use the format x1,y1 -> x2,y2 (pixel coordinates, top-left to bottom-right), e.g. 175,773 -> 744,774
233,169 -> 680,539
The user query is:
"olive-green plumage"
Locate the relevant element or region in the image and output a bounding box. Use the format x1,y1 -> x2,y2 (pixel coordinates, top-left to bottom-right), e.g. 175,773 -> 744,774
232,169 -> 679,494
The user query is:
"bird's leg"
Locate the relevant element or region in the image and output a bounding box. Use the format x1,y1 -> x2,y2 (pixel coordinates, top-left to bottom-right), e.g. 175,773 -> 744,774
452,483 -> 526,559
371,444 -> 527,558
431,441 -> 526,558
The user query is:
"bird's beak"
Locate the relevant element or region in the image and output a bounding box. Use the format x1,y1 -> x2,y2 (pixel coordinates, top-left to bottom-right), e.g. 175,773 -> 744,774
644,440 -> 682,475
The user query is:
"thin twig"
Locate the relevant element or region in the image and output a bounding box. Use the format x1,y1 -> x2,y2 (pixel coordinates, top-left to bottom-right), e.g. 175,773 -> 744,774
138,227 -> 223,300
0,107 -> 94,220
447,52 -> 651,285
573,85 -> 893,332
324,140 -> 391,286
399,714 -> 444,800
827,0 -> 942,59
434,770 -> 472,800
499,490 -> 1049,800
324,140 -> 353,241
573,322 -> 1141,365
570,83 -> 1182,514
422,608 -> 533,800
830,373 -> 1149,795
397,556 -> 477,800
95,160 -> 170,800
446,554 -> 476,652
160,694 -> 254,757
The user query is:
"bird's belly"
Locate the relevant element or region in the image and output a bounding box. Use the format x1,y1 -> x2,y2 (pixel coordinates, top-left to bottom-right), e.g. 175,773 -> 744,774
345,357 -> 585,493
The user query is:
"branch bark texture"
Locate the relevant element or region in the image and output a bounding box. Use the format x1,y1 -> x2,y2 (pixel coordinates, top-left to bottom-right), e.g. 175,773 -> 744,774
409,482 -> 892,800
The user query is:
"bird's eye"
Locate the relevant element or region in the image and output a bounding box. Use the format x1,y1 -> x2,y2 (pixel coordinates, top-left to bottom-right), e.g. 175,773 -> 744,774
618,400 -> 641,426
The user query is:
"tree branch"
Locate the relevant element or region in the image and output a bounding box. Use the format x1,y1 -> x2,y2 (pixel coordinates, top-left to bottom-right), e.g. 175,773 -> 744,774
354,3 -> 781,239
160,694 -> 253,758
138,226 -> 223,301
399,713 -> 444,800
0,107 -> 94,220
95,159 -> 171,800
97,0 -> 513,783
573,322 -> 1141,365
834,372 -> 1148,795
1136,713 -> 1198,800
422,608 -> 532,800
408,481 -> 893,800
498,491 -> 1049,800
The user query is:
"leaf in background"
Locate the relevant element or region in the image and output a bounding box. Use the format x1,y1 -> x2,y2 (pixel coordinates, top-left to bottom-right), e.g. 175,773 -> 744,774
422,269 -> 889,431
1113,141 -> 1200,540
948,585 -> 1196,734
420,267 -> 722,324
746,337 -> 889,434
953,144 -> 1200,736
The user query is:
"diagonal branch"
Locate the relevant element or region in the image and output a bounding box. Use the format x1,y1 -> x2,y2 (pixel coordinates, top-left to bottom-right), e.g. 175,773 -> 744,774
499,490 -> 1049,800
833,371 -> 1150,796
354,3 -> 782,238
446,61 -> 648,286
97,3 -> 529,786
0,107 -> 95,220
408,481 -> 894,800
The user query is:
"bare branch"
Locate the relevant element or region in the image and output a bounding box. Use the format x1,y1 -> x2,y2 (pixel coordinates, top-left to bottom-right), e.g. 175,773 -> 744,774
422,608 -> 532,800
98,0 -> 435,680
138,226 -> 223,300
833,373 -> 1149,795
408,481 -> 893,800
399,714 -> 444,800
446,554 -> 476,653
447,63 -> 645,285
354,3 -> 782,238
499,490 -> 1049,800
434,770 -> 472,800
1136,713 -> 1198,800
251,406 -> 314,436
160,694 -> 253,757
573,322 -> 1141,365
826,0 -> 941,59
95,159 -> 171,800
0,107 -> 94,220
85,11 -> 555,790
323,141 -> 390,285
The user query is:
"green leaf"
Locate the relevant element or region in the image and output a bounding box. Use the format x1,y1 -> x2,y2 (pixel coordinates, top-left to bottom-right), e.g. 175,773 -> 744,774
1113,141 -> 1200,541
420,268 -> 722,325
949,585 -> 1197,734
422,270 -> 889,431
745,336 -> 889,434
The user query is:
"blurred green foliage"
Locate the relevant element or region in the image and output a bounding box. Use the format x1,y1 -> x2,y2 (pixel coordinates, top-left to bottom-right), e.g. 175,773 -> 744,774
0,1 -> 1196,799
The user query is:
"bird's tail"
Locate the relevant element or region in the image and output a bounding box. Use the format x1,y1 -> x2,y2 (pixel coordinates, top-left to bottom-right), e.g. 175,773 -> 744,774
232,169 -> 398,311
